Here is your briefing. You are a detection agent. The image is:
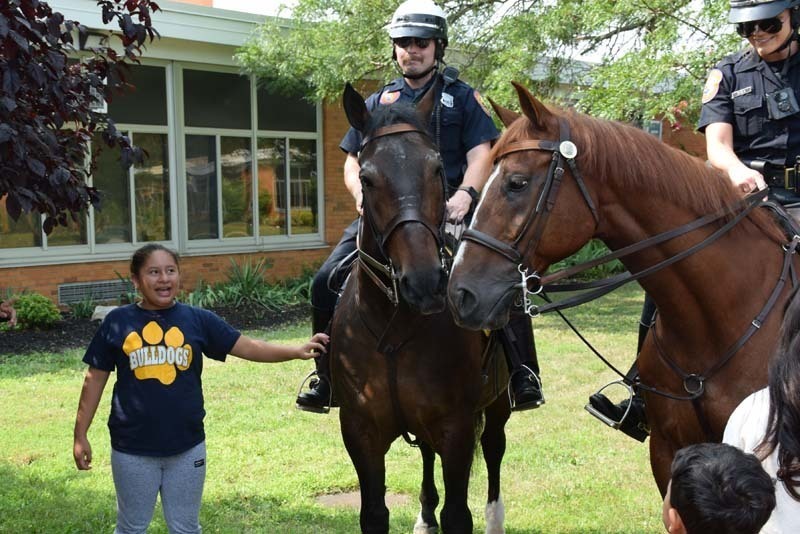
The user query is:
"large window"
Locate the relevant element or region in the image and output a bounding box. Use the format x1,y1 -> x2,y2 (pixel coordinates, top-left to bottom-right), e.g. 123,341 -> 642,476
133,134 -> 171,243
184,69 -> 320,243
92,62 -> 170,247
93,131 -> 170,245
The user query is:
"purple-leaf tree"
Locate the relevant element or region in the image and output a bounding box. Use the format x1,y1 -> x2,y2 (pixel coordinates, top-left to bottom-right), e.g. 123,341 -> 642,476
0,0 -> 160,234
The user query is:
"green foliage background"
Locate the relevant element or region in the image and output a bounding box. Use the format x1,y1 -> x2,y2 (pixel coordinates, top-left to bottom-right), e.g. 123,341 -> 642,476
237,0 -> 744,125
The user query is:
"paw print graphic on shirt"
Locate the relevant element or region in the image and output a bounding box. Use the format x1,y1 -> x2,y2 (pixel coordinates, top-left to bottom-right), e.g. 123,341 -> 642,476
122,321 -> 193,385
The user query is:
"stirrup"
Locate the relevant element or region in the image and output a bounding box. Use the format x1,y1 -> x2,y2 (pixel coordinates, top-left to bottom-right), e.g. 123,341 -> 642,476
507,364 -> 545,411
295,370 -> 333,414
584,380 -> 634,430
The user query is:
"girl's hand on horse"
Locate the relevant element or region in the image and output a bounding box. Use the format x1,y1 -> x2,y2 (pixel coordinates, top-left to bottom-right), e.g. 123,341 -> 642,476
301,333 -> 330,360
447,189 -> 472,222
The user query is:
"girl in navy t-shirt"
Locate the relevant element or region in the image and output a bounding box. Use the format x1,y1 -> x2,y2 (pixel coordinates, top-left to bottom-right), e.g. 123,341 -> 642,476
73,244 -> 328,533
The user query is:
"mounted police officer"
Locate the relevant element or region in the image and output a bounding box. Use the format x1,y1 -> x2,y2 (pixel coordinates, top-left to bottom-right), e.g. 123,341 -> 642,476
587,0 -> 800,442
702,0 -> 800,212
295,0 -> 545,414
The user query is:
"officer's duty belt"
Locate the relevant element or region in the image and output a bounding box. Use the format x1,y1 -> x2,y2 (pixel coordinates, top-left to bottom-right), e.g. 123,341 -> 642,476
763,167 -> 798,191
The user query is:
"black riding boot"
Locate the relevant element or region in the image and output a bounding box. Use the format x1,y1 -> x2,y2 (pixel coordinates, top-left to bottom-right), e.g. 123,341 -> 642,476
586,295 -> 654,442
296,306 -> 336,413
502,310 -> 545,412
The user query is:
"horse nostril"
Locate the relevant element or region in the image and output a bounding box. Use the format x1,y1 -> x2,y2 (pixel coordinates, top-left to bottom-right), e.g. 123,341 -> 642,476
450,286 -> 477,317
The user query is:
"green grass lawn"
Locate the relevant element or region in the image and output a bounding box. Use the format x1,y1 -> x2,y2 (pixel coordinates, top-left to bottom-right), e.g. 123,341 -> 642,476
0,285 -> 663,533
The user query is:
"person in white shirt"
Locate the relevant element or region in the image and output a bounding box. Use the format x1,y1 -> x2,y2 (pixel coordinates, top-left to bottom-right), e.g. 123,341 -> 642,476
724,287 -> 800,533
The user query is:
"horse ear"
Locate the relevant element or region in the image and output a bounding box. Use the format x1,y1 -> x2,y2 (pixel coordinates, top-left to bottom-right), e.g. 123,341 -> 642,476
511,81 -> 552,130
415,74 -> 442,123
488,97 -> 520,127
343,82 -> 369,132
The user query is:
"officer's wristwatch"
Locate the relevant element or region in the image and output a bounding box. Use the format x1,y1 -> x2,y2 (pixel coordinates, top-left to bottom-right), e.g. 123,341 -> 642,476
458,185 -> 480,203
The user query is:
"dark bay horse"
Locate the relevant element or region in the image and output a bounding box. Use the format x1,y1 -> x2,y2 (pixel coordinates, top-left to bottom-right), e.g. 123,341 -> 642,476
331,82 -> 511,533
447,82 -> 800,493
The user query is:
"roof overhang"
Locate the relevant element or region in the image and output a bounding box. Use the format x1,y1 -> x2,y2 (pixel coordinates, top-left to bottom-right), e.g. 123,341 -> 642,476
49,0 -> 283,47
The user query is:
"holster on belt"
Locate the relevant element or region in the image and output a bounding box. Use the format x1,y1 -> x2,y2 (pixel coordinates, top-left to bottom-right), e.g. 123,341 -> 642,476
747,159 -> 799,191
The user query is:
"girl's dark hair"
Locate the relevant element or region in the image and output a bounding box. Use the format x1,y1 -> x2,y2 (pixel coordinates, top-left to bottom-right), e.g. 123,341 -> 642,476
130,244 -> 180,276
757,286 -> 800,501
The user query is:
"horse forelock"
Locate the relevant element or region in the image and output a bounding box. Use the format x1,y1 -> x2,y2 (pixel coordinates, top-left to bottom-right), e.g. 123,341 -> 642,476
491,106 -> 781,239
365,101 -> 428,138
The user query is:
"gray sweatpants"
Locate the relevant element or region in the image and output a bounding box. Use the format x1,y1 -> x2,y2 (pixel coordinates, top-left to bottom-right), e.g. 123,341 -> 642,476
111,441 -> 206,534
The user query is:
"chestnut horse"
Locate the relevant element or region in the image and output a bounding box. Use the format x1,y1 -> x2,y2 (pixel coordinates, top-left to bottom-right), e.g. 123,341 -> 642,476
448,82 -> 800,493
331,82 -> 511,533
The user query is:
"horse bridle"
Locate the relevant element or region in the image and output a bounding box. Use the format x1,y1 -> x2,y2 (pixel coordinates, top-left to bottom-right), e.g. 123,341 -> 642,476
461,117 -> 600,314
357,123 -> 449,306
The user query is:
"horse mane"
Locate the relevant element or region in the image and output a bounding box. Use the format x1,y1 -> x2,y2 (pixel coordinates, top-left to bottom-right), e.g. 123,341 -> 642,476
494,105 -> 782,239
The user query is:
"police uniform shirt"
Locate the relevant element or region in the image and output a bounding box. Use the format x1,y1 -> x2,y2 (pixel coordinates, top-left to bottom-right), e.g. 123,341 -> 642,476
339,74 -> 499,189
698,48 -> 800,169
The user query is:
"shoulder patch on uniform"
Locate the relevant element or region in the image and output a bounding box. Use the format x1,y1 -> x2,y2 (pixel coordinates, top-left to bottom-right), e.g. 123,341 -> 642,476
701,69 -> 723,104
380,91 -> 400,105
473,90 -> 491,117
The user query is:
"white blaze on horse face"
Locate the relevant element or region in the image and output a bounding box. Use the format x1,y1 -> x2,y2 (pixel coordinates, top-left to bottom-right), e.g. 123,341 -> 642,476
452,163 -> 502,269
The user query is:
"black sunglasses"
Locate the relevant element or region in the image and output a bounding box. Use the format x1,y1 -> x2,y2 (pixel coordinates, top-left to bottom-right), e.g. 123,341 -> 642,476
736,16 -> 784,37
393,37 -> 432,49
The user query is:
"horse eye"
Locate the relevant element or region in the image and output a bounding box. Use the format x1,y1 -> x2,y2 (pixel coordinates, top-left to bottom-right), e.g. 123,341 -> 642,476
507,174 -> 530,192
360,173 -> 374,189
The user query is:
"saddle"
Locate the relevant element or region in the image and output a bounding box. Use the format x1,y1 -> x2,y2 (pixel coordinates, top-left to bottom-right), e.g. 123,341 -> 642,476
326,249 -> 358,296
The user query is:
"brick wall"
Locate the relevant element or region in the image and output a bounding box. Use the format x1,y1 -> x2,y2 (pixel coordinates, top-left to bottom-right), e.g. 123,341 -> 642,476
3,249 -> 330,305
662,121 -> 708,160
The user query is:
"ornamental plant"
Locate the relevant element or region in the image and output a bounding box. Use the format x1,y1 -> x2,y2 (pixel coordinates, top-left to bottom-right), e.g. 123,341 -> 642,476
15,292 -> 61,329
0,0 -> 160,233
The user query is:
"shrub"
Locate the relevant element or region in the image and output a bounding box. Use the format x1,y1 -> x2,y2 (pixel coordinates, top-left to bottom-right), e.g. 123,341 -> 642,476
186,258 -> 315,313
69,296 -> 96,320
16,293 -> 62,329
550,239 -> 625,280
291,209 -> 314,228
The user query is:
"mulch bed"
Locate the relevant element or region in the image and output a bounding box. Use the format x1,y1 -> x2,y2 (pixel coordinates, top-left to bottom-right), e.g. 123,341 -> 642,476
0,303 -> 312,356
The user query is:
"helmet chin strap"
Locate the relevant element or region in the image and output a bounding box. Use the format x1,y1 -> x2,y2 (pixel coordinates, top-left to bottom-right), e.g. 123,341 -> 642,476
772,30 -> 797,57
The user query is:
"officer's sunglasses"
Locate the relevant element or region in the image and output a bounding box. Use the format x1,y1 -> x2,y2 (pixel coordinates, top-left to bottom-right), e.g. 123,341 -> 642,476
393,37 -> 432,49
736,15 -> 785,37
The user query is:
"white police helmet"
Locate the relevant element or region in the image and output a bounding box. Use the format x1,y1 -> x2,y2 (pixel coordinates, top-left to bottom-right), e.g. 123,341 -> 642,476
387,0 -> 448,45
729,0 -> 800,23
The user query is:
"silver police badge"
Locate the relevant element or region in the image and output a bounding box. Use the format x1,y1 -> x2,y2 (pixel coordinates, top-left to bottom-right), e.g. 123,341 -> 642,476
441,92 -> 454,108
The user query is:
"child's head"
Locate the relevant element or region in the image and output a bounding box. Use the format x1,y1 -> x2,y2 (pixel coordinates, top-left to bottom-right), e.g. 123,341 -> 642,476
663,443 -> 775,534
130,244 -> 181,310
